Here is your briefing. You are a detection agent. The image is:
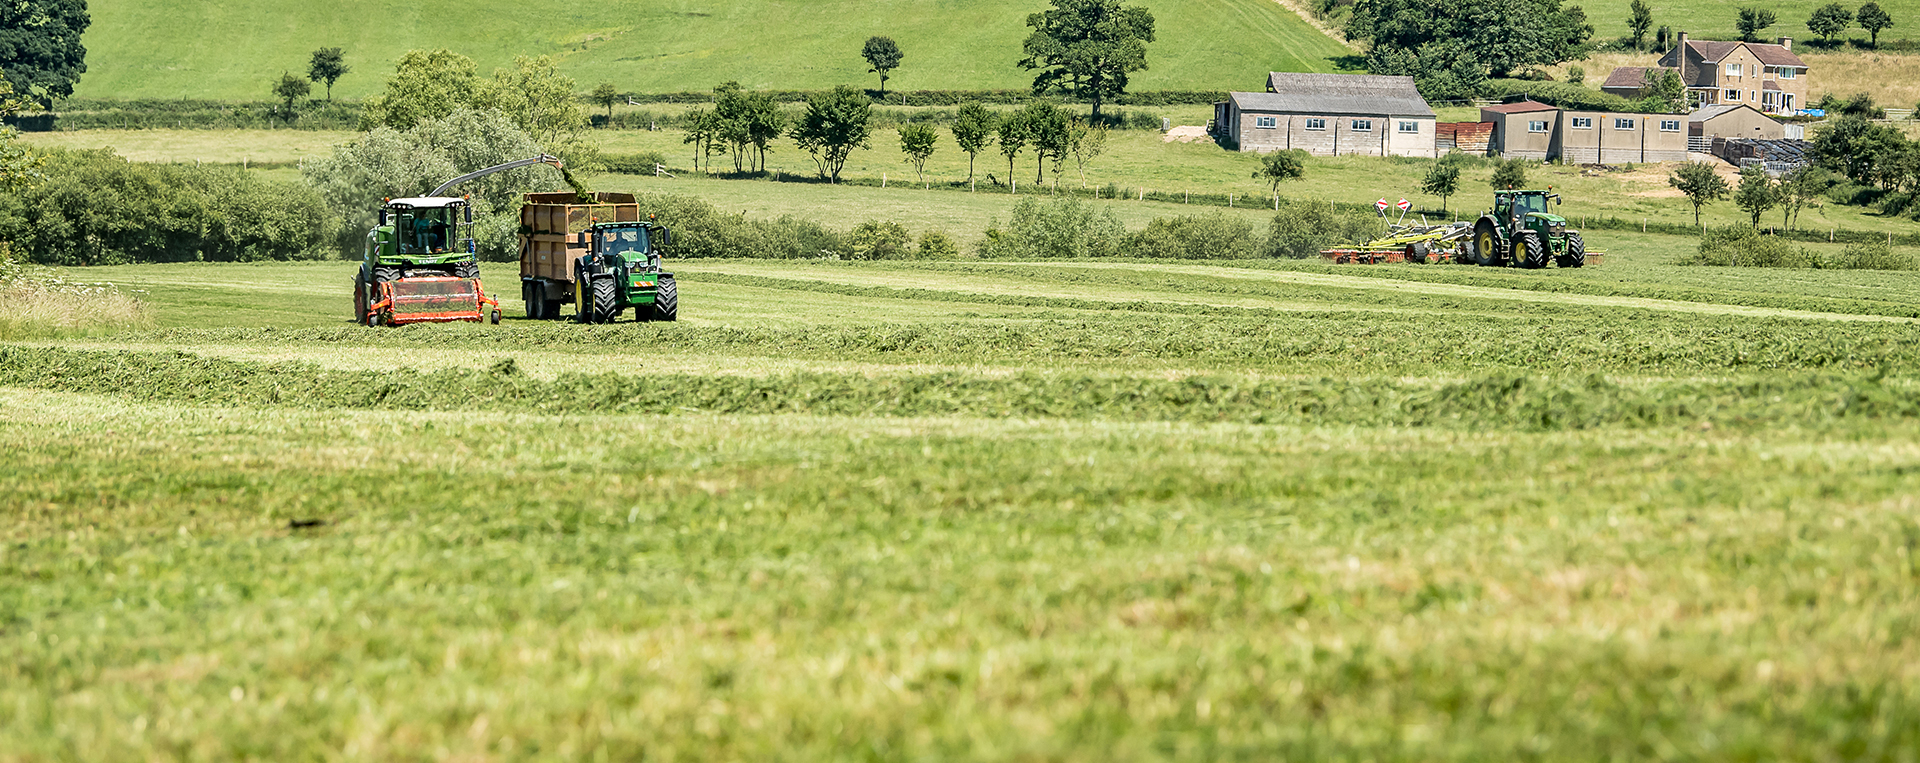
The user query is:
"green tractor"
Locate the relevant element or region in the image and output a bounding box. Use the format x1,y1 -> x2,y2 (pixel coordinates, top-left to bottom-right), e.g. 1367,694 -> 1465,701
1469,189 -> 1587,269
570,221 -> 678,323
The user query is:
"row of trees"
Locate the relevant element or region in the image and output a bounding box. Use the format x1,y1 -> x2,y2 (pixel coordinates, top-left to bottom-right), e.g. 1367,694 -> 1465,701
1731,2 -> 1895,44
677,83 -> 1116,188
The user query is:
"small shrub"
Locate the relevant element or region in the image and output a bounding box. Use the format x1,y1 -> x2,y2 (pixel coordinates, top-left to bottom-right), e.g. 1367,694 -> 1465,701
1263,198 -> 1381,258
1824,241 -> 1918,270
977,197 -> 1124,259
603,151 -> 670,175
1683,225 -> 1813,267
846,221 -> 913,260
1123,211 -> 1260,259
917,230 -> 961,259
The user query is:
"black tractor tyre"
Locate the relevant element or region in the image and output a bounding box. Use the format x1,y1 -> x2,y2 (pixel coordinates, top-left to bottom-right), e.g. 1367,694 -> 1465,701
652,276 -> 679,322
354,269 -> 370,325
1558,232 -> 1587,268
1512,230 -> 1549,269
591,276 -> 620,324
523,281 -> 543,320
573,265 -> 593,324
372,266 -> 401,284
1472,219 -> 1501,267
1405,241 -> 1430,264
453,261 -> 480,280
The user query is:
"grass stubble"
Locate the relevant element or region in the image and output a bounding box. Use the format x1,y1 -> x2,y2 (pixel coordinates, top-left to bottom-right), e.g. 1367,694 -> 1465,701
3,258 -> 1920,760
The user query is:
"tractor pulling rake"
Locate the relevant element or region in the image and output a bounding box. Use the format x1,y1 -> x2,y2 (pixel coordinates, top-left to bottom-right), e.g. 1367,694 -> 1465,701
1321,192 -> 1602,267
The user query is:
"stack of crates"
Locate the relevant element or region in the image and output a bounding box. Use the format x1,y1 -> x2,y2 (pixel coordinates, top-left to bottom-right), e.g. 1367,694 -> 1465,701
518,192 -> 641,283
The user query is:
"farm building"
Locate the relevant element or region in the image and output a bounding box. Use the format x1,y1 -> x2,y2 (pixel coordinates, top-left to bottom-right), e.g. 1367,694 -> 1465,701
1480,102 -> 1561,160
1482,101 -> 1687,163
1688,103 -> 1785,140
1214,73 -> 1436,157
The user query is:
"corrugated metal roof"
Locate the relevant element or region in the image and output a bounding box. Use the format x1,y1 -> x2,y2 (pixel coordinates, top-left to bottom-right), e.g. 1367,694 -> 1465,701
1232,73 -> 1436,118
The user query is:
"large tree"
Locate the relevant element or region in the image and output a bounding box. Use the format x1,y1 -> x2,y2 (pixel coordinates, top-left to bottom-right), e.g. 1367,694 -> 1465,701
1668,162 -> 1729,226
480,55 -> 587,150
862,36 -> 903,97
358,49 -> 483,131
1627,0 -> 1654,49
1857,1 -> 1892,45
789,85 -> 871,183
307,47 -> 349,102
0,0 -> 90,106
1806,3 -> 1851,41
1736,7 -> 1778,41
1018,0 -> 1155,119
951,102 -> 996,188
1346,0 -> 1592,96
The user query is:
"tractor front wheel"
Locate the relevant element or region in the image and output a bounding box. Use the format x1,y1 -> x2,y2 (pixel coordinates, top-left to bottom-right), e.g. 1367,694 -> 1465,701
591,276 -> 620,324
653,276 -> 679,322
1558,232 -> 1587,268
1512,231 -> 1548,269
454,261 -> 479,280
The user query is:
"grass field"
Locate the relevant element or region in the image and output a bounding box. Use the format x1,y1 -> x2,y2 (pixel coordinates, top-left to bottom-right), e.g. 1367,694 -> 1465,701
23,124 -> 1920,238
1576,0 -> 1920,51
74,0 -> 1351,100
7,252 -> 1920,759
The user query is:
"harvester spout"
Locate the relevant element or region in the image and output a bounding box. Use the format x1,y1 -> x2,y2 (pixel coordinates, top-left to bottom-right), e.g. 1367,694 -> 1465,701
428,154 -> 564,197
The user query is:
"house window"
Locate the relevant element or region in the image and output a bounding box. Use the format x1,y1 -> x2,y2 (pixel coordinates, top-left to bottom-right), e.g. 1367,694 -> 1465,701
1778,67 -> 1796,79
1398,121 -> 1418,133
1615,118 -> 1636,130
1351,119 -> 1373,131
1571,117 -> 1593,129
1726,63 -> 1742,76
1255,116 -> 1276,129
1660,119 -> 1681,131
1305,118 -> 1326,130
1751,90 -> 1757,102
1725,89 -> 1741,101
1528,120 -> 1549,133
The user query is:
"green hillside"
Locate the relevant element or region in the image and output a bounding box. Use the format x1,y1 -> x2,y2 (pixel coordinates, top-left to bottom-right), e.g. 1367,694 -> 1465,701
1580,0 -> 1920,47
77,0 -> 1354,100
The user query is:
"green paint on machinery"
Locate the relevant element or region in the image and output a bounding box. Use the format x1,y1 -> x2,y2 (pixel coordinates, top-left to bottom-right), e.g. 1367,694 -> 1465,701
518,192 -> 678,323
1469,190 -> 1587,269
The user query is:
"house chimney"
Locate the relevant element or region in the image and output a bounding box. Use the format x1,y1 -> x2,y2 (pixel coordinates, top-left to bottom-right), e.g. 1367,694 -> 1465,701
1779,36 -> 1792,50
1677,31 -> 1688,93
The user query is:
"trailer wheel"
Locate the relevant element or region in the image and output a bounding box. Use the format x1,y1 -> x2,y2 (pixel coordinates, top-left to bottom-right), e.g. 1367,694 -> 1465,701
591,276 -> 620,324
1512,231 -> 1548,269
1405,242 -> 1430,264
1558,232 -> 1587,268
652,276 -> 679,322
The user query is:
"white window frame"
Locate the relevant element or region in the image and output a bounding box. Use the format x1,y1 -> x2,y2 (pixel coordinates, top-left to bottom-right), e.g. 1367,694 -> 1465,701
1527,120 -> 1549,133
1778,67 -> 1796,79
1725,89 -> 1741,101
1351,119 -> 1373,132
1571,117 -> 1593,129
1751,90 -> 1757,102
1255,116 -> 1277,129
1398,120 -> 1418,133
1614,118 -> 1637,130
1659,119 -> 1681,131
1305,118 -> 1327,131
1726,63 -> 1742,77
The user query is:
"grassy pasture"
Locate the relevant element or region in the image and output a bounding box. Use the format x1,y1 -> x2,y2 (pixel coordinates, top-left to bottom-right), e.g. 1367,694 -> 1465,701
6,253 -> 1920,759
75,0 -> 1350,100
1576,0 -> 1920,51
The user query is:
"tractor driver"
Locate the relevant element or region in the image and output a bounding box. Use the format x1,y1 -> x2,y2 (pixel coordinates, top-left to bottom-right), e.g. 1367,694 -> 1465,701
414,214 -> 449,252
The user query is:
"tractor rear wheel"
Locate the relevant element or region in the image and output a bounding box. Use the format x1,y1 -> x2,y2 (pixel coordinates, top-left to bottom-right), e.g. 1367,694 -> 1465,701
1472,220 -> 1500,266
1512,231 -> 1548,269
1558,232 -> 1587,268
653,276 -> 679,322
591,276 -> 620,324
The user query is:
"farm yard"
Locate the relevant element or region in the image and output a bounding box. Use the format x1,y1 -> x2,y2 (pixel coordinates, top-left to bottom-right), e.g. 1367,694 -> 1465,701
8,250 -> 1920,759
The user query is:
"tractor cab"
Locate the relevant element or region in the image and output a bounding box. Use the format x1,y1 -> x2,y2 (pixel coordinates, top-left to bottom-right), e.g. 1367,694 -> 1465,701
371,197 -> 475,267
